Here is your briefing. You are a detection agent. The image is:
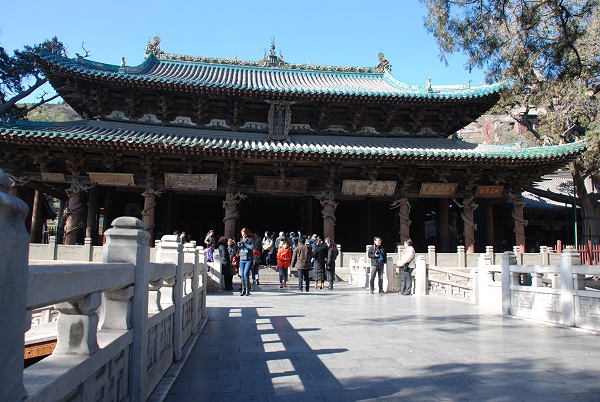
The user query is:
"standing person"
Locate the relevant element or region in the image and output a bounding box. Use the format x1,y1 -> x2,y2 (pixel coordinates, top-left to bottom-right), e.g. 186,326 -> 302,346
204,230 -> 215,248
262,231 -> 274,267
368,236 -> 387,294
325,237 -> 339,290
275,231 -> 286,250
397,238 -> 416,295
291,237 -> 312,292
312,238 -> 328,289
218,236 -> 233,290
205,241 -> 215,272
238,228 -> 255,296
276,239 -> 292,288
227,237 -> 239,285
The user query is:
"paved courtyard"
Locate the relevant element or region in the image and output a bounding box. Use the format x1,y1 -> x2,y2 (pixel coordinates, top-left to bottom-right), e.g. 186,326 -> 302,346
161,281 -> 600,401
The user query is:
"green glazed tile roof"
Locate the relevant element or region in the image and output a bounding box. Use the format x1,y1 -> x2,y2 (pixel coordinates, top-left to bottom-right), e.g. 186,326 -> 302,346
37,50 -> 505,100
0,121 -> 584,162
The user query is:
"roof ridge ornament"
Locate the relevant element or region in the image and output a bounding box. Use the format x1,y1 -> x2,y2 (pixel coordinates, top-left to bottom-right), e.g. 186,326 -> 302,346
145,36 -> 165,58
374,52 -> 392,73
259,38 -> 287,68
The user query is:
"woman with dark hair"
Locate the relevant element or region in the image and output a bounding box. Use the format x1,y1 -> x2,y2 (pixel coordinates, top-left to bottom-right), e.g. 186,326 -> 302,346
238,228 -> 255,296
218,236 -> 233,290
325,237 -> 339,290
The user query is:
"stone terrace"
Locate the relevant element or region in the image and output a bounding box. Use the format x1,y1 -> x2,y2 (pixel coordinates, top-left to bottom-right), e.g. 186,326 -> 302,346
159,282 -> 600,402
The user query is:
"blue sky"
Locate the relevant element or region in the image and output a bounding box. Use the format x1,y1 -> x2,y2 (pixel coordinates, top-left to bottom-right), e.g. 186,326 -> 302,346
1,0 -> 487,102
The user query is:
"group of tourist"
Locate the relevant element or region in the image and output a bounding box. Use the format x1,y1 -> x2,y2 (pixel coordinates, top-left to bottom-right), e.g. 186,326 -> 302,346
368,236 -> 416,295
200,227 -> 415,297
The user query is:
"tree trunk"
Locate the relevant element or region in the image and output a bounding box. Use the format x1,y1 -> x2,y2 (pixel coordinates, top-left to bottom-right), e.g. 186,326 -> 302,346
570,163 -> 600,245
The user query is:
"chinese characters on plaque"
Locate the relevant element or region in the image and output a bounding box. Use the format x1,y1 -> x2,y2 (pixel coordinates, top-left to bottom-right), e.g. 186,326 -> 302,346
255,176 -> 307,194
267,101 -> 293,141
341,180 -> 397,196
88,172 -> 135,186
418,183 -> 458,197
164,174 -> 217,190
474,185 -> 504,198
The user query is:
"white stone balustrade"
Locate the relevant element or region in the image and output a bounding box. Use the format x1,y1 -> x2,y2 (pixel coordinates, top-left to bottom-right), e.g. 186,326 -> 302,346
0,169 -> 207,402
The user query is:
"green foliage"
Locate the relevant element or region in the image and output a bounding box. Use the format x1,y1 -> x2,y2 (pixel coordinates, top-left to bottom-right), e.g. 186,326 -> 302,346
0,37 -> 66,119
23,102 -> 80,122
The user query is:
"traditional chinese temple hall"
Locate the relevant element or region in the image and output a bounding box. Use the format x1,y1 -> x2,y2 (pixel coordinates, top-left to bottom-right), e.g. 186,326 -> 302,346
0,38 -> 584,252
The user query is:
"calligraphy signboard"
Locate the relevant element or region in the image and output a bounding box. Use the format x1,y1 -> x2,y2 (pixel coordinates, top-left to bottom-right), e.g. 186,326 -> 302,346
419,183 -> 458,198
341,180 -> 397,196
255,176 -> 307,194
164,173 -> 217,190
267,101 -> 293,140
88,172 -> 135,186
475,185 -> 504,198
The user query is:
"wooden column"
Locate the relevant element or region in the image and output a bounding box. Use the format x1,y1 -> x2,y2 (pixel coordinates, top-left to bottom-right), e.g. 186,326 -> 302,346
391,197 -> 411,245
459,197 -> 478,254
102,187 -> 114,242
86,186 -> 98,243
316,191 -> 338,242
439,198 -> 449,252
142,188 -> 161,245
510,194 -> 527,253
223,191 -> 246,240
29,190 -> 44,243
64,184 -> 81,245
486,203 -> 494,248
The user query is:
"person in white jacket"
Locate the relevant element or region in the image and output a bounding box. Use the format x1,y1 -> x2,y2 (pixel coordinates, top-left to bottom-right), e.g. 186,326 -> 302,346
397,239 -> 415,295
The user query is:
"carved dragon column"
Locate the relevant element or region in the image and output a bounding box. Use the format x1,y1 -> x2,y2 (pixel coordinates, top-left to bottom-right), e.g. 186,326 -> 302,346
509,192 -> 528,252
64,180 -> 90,245
223,190 -> 246,239
142,187 -> 163,245
391,198 -> 411,244
454,197 -> 478,253
315,190 -> 338,241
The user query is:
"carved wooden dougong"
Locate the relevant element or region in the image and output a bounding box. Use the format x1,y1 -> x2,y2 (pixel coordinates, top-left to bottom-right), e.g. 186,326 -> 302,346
454,196 -> 478,253
223,191 -> 247,239
315,190 -> 338,241
391,198 -> 411,243
509,192 -> 528,252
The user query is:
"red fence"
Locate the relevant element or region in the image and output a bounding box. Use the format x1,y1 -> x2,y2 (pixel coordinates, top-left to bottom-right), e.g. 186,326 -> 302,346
554,240 -> 600,265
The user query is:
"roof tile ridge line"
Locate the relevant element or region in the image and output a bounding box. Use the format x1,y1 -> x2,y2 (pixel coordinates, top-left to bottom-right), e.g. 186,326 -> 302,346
157,52 -> 378,73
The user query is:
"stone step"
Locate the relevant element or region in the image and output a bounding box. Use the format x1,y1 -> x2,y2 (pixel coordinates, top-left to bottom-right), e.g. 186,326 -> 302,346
250,266 -> 349,283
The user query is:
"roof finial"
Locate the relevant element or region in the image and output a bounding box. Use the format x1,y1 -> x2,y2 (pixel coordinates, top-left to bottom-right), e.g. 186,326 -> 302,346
374,52 -> 391,73
426,77 -> 432,91
145,36 -> 164,58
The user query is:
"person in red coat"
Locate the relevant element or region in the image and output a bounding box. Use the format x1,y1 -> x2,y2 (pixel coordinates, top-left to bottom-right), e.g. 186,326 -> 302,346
276,239 -> 292,288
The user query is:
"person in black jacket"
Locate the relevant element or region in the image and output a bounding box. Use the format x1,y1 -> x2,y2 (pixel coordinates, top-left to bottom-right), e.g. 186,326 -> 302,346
325,237 -> 339,290
218,236 -> 233,291
312,238 -> 329,289
367,236 -> 387,294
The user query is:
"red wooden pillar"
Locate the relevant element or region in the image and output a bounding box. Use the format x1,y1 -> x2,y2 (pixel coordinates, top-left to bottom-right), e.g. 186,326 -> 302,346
511,194 -> 527,253
460,198 -> 478,254
64,186 -> 81,245
439,198 -> 449,252
142,188 -> 160,245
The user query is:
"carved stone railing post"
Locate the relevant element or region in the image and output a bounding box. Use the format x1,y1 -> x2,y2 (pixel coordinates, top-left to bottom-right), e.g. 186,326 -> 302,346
48,235 -> 58,260
102,216 -> 150,402
428,245 -> 436,266
560,247 -> 580,327
0,170 -> 29,401
414,255 -> 427,296
84,237 -> 93,261
457,245 -> 466,267
501,251 -> 518,315
54,292 -> 102,355
183,243 -> 200,332
156,234 -> 184,361
197,246 -> 207,318
485,246 -> 494,264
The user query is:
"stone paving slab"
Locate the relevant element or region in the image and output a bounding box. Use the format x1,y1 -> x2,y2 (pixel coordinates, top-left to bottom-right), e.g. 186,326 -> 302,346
162,281 -> 600,401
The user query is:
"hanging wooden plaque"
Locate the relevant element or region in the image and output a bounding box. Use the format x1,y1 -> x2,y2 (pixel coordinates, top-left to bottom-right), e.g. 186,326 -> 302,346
419,183 -> 458,197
